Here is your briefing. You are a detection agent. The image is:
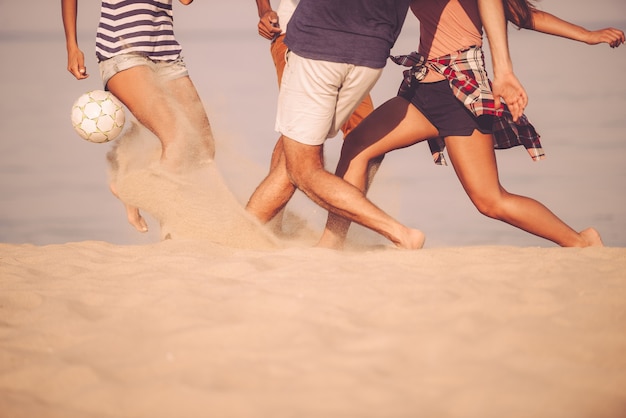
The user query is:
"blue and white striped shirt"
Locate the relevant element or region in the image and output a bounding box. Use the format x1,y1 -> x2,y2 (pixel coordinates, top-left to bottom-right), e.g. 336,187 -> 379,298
96,0 -> 182,62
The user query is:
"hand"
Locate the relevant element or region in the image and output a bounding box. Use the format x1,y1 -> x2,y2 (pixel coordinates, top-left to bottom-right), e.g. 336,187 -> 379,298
585,27 -> 625,48
491,71 -> 527,122
66,47 -> 89,80
258,10 -> 281,40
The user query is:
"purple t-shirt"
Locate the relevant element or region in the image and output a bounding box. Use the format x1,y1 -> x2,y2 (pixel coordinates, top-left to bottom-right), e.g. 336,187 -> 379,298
284,0 -> 411,69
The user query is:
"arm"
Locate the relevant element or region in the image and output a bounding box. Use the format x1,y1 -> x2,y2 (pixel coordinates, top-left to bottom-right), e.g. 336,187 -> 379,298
61,0 -> 88,80
478,0 -> 526,121
531,10 -> 625,48
256,0 -> 281,40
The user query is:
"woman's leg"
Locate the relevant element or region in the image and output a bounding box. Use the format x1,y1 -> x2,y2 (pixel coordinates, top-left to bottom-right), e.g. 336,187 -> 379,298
166,75 -> 215,164
317,97 -> 439,249
445,131 -> 603,247
107,65 -> 192,170
106,66 -> 213,231
282,135 -> 425,250
109,181 -> 148,232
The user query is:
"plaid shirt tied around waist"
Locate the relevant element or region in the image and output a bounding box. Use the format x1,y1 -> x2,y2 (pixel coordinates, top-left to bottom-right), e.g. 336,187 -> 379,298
390,46 -> 544,165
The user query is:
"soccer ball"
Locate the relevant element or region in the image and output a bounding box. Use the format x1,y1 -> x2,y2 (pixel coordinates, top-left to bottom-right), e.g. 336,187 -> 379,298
71,90 -> 125,143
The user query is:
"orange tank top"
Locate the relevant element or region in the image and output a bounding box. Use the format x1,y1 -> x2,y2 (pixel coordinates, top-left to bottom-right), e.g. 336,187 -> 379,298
411,0 -> 483,59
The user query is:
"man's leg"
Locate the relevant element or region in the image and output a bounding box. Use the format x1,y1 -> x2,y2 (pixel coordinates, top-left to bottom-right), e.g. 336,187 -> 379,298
281,135 -> 425,249
249,35 -> 294,229
246,136 -> 297,223
318,97 -> 439,249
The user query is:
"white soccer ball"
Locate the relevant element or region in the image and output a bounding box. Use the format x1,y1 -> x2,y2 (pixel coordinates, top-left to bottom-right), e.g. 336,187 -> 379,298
71,90 -> 125,143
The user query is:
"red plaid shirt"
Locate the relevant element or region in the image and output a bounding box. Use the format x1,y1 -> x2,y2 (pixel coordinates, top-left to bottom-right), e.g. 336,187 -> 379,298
390,46 -> 544,165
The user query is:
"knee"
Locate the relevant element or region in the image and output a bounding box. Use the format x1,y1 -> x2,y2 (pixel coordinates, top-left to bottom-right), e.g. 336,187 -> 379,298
281,137 -> 325,190
268,157 -> 294,188
470,191 -> 506,220
338,141 -> 366,168
338,145 -> 381,178
286,164 -> 319,192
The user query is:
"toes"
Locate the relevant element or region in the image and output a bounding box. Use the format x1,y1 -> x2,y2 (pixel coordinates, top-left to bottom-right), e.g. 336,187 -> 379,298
127,208 -> 148,232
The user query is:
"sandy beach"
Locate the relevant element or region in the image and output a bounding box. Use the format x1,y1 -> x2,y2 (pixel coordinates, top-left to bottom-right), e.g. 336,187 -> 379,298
2,1 -> 626,416
3,117 -> 624,418
1,241 -> 625,418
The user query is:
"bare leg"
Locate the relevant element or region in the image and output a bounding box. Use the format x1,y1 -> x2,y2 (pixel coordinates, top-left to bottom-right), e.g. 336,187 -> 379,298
109,182 -> 148,232
106,67 -> 215,231
445,131 -> 603,247
251,99 -> 376,232
107,67 -> 206,170
254,137 -> 296,233
281,135 -> 425,249
167,76 -> 215,163
246,136 -> 297,223
318,97 -> 438,249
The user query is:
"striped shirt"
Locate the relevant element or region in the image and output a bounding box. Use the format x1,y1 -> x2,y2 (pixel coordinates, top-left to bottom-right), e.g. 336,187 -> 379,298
391,46 -> 544,166
96,0 -> 182,62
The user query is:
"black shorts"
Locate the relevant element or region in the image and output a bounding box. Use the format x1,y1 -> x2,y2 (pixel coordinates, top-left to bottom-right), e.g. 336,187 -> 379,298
398,80 -> 493,137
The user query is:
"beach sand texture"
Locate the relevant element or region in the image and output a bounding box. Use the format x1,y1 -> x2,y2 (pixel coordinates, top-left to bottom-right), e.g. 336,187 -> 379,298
1,242 -> 625,418
2,1 -> 626,416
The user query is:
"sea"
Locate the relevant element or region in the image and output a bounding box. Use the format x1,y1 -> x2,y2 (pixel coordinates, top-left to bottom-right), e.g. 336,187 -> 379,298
1,2 -> 625,248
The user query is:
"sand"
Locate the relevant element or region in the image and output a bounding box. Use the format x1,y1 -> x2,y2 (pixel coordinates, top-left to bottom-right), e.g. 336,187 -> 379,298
1,241 -> 625,418
2,110 -> 626,418
106,122 -> 283,250
2,3 -> 625,416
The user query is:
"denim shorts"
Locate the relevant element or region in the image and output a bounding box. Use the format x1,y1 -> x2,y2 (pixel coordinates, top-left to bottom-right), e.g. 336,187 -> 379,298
99,54 -> 189,90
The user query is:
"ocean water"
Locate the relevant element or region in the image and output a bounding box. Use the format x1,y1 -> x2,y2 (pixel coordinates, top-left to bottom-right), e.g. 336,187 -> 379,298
0,3 -> 624,248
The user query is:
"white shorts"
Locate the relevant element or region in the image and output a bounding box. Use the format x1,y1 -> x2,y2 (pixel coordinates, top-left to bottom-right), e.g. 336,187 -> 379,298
276,51 -> 382,146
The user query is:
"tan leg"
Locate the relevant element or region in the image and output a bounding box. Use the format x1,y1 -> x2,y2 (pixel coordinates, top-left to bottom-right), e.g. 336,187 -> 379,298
166,75 -> 215,163
107,67 -> 203,170
106,66 -> 214,232
282,135 -> 425,250
318,97 -> 438,249
109,182 -> 148,232
245,36 -> 297,229
445,131 -> 603,247
245,136 -> 297,223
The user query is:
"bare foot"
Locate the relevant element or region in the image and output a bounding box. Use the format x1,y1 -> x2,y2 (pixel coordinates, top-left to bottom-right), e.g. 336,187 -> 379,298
396,228 -> 426,250
109,183 -> 149,233
580,227 -> 604,247
315,230 -> 345,250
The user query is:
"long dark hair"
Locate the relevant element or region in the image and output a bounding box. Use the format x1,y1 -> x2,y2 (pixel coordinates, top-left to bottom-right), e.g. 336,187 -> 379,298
504,0 -> 537,29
